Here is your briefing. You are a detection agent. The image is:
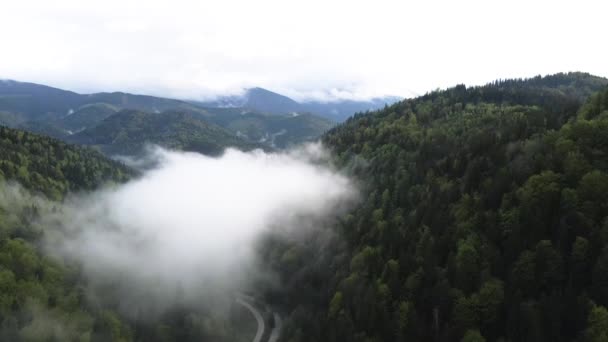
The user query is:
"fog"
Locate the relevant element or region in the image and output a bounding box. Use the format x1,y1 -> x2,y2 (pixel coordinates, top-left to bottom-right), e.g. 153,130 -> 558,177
41,144 -> 355,316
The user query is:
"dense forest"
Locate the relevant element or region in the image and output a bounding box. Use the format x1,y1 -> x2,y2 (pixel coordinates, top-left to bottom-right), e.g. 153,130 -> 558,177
0,127 -> 135,340
67,109 -> 264,156
265,72 -> 608,341
2,72 -> 608,341
0,127 -> 132,199
0,126 -> 260,341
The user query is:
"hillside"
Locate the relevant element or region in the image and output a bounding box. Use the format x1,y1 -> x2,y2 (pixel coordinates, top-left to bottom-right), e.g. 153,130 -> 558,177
190,107 -> 335,148
264,72 -> 608,342
197,86 -> 400,122
0,126 -> 132,199
0,80 -> 201,122
243,87 -> 301,114
57,103 -> 119,132
0,125 -> 136,340
0,125 -> 259,341
0,80 -> 82,122
0,81 -> 335,148
68,109 -> 264,155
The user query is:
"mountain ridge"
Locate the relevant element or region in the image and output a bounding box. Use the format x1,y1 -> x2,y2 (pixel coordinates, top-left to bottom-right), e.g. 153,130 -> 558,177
67,109 -> 265,156
196,86 -> 401,121
0,81 -> 337,150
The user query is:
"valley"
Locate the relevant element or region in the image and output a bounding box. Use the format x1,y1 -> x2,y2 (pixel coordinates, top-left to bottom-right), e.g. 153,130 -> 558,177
0,80 -> 395,156
2,1 -> 606,340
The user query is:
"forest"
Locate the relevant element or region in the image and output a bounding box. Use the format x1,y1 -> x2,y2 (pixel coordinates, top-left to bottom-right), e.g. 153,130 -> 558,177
263,72 -> 608,342
0,127 -> 260,341
1,72 -> 608,341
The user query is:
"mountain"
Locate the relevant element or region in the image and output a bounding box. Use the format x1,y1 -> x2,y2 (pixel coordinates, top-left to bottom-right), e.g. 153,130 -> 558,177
68,109 -> 264,156
9,103 -> 120,140
0,125 -> 133,199
230,112 -> 333,148
0,80 -> 203,122
0,80 -> 82,121
57,102 -> 119,132
196,87 -> 401,122
0,80 -> 335,148
243,87 -> 302,114
3,71 -> 608,342
185,107 -> 334,148
264,72 -> 608,342
300,96 -> 403,122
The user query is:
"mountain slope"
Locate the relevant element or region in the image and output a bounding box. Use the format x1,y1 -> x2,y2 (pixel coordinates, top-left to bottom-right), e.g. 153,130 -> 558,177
0,125 -> 135,340
300,96 -> 402,122
266,72 -> 608,342
57,102 -> 119,132
0,126 -> 252,341
0,80 -> 82,121
186,107 -> 334,148
68,109 -> 263,155
244,87 -> 301,114
0,81 -> 335,148
0,80 -> 202,122
196,87 -> 400,122
0,125 -> 132,199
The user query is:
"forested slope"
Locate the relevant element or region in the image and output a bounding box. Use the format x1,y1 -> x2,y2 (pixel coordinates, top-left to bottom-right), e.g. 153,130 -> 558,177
0,126 -> 135,340
68,109 -> 264,156
0,81 -> 336,149
269,73 -> 608,342
0,126 -> 132,199
0,126 -> 254,341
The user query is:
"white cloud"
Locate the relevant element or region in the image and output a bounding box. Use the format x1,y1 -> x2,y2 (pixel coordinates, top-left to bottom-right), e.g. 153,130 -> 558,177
40,145 -> 355,316
0,0 -> 606,101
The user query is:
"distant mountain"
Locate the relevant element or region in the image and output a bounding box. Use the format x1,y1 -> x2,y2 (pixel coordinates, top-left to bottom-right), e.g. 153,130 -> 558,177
196,87 -> 401,122
0,80 -> 206,123
57,103 -> 119,132
68,109 -> 263,156
186,107 -> 335,148
0,80 -> 335,149
0,80 -> 82,121
300,97 -> 402,122
245,87 -> 301,114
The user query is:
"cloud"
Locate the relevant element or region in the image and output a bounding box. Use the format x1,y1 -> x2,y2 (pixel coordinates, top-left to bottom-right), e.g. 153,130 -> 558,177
40,144 -> 356,317
1,0 -> 605,101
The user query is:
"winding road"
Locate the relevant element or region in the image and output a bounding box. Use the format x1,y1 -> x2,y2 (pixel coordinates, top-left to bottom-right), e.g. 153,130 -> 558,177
235,294 -> 282,342
236,295 -> 265,342
268,312 -> 282,342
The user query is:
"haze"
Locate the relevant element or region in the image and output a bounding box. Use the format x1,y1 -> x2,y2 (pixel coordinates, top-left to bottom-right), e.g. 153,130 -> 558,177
38,145 -> 355,316
1,0 -> 606,101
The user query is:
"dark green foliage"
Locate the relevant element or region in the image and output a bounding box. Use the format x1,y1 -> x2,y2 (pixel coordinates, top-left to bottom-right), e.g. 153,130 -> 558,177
68,109 -> 265,156
0,125 -> 132,199
0,80 -> 336,149
198,108 -> 335,148
0,125 -> 135,340
0,125 -> 256,341
57,103 -> 118,132
268,74 -> 608,341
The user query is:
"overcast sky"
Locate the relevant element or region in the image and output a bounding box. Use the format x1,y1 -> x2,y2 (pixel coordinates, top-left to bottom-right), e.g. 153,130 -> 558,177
1,0 -> 606,101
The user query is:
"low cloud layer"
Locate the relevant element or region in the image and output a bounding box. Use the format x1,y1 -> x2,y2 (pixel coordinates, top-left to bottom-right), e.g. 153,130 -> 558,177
41,144 -> 355,316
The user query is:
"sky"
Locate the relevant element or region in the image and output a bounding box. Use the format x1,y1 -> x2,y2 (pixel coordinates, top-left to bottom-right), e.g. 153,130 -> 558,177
1,0 -> 606,101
